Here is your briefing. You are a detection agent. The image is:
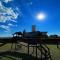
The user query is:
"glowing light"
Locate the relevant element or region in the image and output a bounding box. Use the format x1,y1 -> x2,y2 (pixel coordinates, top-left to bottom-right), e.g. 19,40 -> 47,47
36,13 -> 46,21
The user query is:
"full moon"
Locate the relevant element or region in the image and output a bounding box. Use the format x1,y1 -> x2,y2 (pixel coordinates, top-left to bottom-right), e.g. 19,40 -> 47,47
36,13 -> 46,21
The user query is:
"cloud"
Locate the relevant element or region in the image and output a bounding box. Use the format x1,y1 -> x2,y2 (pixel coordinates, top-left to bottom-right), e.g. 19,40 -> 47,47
8,23 -> 13,26
0,23 -> 17,31
4,0 -> 13,3
0,2 -> 19,22
8,23 -> 17,27
0,0 -> 13,3
10,20 -> 17,22
0,1 -> 2,6
0,0 -> 19,32
0,25 -> 10,31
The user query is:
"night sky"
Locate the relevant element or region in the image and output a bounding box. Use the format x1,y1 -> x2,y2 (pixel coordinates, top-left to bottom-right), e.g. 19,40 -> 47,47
0,0 -> 60,37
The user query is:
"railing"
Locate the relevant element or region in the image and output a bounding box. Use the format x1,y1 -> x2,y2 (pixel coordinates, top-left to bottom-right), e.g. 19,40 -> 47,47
37,39 -> 52,60
13,37 -> 52,60
0,37 -> 53,60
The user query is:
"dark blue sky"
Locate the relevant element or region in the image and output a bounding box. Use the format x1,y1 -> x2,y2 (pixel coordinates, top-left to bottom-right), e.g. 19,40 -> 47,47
0,0 -> 60,37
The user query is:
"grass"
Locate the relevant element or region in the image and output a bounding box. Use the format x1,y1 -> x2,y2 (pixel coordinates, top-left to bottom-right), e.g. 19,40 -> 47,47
0,43 -> 60,60
47,45 -> 60,60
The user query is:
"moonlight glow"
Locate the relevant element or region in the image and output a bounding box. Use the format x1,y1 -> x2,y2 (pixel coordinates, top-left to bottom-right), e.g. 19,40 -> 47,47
36,13 -> 46,21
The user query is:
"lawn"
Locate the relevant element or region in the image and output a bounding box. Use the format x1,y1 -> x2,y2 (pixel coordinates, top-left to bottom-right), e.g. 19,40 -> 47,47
0,43 -> 60,60
47,45 -> 60,60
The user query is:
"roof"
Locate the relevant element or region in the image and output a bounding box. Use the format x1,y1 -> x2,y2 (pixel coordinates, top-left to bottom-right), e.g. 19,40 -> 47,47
23,31 -> 47,38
